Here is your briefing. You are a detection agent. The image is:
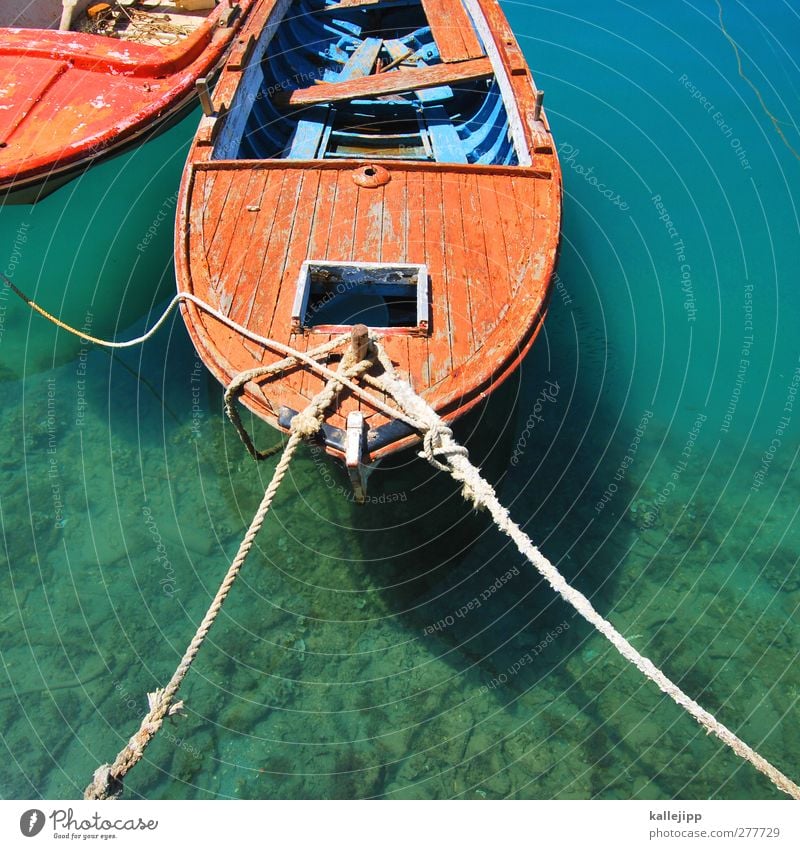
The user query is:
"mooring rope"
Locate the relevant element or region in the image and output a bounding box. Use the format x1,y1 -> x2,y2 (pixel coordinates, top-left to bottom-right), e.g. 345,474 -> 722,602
369,353 -> 800,801
1,275 -> 420,428
84,340 -> 374,800
12,274 -> 795,799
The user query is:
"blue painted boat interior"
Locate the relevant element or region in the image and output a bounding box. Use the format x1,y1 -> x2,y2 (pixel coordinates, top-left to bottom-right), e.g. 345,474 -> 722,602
224,0 -> 519,165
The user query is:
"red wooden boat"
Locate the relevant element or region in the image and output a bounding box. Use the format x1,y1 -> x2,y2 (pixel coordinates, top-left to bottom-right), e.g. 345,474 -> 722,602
176,0 -> 561,493
0,1 -> 256,203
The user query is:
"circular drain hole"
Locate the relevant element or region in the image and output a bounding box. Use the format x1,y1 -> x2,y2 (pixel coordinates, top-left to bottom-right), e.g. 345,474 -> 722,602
352,164 -> 390,188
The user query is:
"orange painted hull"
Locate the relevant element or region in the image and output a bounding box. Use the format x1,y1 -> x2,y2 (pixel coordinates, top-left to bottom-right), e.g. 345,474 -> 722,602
0,1 -> 256,202
176,0 -> 562,464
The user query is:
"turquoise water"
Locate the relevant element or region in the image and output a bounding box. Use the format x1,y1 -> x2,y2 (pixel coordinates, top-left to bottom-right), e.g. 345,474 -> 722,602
1,0 -> 799,799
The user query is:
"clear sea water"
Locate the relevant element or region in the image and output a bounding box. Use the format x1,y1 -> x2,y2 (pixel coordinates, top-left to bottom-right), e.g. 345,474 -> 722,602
1,0 -> 799,800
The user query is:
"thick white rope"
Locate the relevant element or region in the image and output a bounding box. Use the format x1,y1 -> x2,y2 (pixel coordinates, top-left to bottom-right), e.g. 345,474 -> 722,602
84,427 -> 304,800
374,366 -> 800,801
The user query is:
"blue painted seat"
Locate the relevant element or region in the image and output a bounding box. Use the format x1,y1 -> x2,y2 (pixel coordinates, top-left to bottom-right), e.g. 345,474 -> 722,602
420,103 -> 467,163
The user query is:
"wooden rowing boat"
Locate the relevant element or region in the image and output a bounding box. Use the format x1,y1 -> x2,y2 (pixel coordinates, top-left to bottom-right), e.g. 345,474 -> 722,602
176,0 -> 561,495
0,1 -> 256,203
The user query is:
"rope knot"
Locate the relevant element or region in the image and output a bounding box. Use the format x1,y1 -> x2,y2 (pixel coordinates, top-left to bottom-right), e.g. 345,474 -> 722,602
290,408 -> 323,437
420,423 -> 469,472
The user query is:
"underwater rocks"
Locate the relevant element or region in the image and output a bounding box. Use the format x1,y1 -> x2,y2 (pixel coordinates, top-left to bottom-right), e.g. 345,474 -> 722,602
627,498 -> 662,530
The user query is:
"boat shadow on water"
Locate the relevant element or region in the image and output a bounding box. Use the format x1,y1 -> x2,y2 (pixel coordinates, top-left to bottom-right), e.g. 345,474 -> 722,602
175,268 -> 667,798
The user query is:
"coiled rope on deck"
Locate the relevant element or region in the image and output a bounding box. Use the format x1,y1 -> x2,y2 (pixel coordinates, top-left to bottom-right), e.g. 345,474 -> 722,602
6,277 -> 796,799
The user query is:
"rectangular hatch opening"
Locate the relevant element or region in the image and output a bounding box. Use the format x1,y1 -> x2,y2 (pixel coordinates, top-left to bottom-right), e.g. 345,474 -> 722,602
291,260 -> 429,335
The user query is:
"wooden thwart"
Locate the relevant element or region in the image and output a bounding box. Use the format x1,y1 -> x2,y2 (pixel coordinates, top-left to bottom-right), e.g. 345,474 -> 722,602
421,0 -> 485,63
275,57 -> 493,107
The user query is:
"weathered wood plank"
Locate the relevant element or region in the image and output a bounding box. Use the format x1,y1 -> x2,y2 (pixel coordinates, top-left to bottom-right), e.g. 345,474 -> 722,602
241,170 -> 305,341
275,57 -> 493,107
206,170 -> 258,306
440,172 -> 474,370
353,185 -> 385,264
286,106 -> 330,159
230,170 -> 297,336
213,175 -> 272,323
384,39 -> 412,64
319,0 -> 381,10
424,104 -> 468,163
224,170 -> 284,325
475,173 -> 513,307
198,168 -> 233,281
510,175 -> 552,310
459,171 -> 496,341
265,170 -> 321,350
296,172 -> 340,398
338,37 -> 383,80
372,169 -> 412,412
421,171 -> 453,382
326,169 -> 360,262
421,0 -> 485,63
491,173 -> 524,295
404,169 -> 432,390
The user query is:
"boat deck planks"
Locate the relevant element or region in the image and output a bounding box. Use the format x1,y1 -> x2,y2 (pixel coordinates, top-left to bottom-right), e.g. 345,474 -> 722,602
247,170 -> 306,342
405,168 -> 432,388
295,170 -> 340,403
421,170 -> 452,385
264,170 -> 322,356
177,0 -> 561,462
441,172 -> 474,383
184,160 -> 552,440
474,171 -> 513,307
